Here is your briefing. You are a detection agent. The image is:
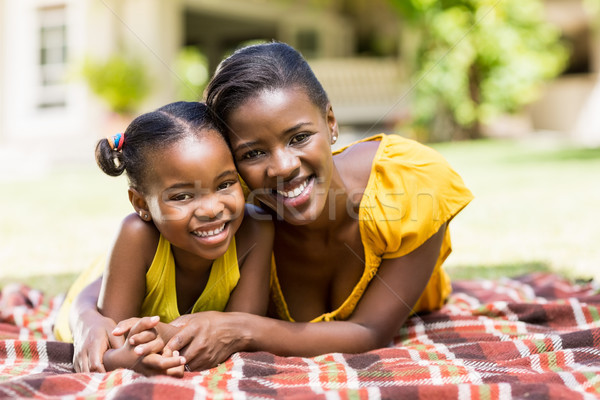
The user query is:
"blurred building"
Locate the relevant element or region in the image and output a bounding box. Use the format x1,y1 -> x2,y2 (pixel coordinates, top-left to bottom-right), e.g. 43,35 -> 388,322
0,0 -> 598,167
0,0 -> 406,164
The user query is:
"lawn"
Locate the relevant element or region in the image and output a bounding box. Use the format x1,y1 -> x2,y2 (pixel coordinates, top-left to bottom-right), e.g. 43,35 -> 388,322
1,135 -> 599,296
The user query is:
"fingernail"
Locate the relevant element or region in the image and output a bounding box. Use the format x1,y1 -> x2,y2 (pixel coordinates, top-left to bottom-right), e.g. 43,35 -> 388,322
129,338 -> 135,345
134,346 -> 143,355
151,316 -> 160,322
173,350 -> 179,357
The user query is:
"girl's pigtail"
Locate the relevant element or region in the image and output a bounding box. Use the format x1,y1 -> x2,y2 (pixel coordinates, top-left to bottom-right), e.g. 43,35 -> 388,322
95,134 -> 126,176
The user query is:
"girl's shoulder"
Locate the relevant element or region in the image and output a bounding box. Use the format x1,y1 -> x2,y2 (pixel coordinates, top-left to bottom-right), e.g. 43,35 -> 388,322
116,213 -> 161,265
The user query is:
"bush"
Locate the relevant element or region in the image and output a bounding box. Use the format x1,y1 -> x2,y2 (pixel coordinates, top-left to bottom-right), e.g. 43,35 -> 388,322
81,54 -> 152,115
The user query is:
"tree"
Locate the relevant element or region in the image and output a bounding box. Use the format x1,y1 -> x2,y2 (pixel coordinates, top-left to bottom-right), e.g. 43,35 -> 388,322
390,0 -> 569,140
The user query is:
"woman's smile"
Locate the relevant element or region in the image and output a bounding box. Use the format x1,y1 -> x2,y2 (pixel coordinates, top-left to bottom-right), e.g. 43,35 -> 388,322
227,88 -> 338,225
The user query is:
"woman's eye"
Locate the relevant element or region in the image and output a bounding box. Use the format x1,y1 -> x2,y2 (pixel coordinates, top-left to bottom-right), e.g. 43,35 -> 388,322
290,133 -> 310,144
241,149 -> 264,160
171,193 -> 192,201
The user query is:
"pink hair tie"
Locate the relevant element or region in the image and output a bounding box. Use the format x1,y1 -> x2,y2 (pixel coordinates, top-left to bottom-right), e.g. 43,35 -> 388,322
108,133 -> 125,151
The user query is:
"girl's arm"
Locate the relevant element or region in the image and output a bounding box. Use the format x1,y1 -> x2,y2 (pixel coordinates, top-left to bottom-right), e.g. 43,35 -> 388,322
225,204 -> 273,314
163,223 -> 446,370
70,277 -> 123,373
97,213 -> 157,324
73,213 -> 158,373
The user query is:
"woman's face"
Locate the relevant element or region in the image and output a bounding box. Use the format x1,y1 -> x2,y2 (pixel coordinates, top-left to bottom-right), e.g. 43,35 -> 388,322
226,87 -> 338,225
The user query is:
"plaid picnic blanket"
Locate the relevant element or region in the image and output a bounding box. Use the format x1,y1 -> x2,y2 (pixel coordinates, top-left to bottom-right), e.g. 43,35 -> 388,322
1,273 -> 599,399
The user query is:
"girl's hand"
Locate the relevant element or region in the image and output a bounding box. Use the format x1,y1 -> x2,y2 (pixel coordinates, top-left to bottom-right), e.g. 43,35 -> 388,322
73,310 -> 123,373
164,311 -> 245,371
130,350 -> 186,377
117,316 -> 166,355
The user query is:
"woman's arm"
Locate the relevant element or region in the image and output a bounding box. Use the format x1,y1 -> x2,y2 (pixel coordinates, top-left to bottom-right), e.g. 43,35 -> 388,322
225,205 -> 273,315
164,223 -> 446,370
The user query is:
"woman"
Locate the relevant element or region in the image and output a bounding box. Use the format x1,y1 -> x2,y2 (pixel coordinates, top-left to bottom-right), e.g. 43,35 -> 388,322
71,42 -> 473,373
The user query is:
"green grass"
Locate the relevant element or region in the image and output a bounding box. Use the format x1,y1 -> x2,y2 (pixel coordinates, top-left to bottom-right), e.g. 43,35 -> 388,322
1,137 -> 599,294
432,138 -> 600,281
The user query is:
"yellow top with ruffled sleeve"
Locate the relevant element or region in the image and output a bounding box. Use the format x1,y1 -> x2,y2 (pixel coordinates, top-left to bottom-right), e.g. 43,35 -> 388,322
269,134 -> 473,322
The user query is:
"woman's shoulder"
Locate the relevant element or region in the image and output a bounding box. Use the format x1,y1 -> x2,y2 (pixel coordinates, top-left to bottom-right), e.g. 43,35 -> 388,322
333,134 -> 383,196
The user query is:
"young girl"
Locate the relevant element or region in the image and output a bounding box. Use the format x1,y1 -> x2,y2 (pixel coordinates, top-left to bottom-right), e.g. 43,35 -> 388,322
53,101 -> 273,375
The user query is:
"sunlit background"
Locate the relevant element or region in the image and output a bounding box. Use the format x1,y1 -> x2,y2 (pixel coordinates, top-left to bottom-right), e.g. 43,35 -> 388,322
1,0 -> 599,292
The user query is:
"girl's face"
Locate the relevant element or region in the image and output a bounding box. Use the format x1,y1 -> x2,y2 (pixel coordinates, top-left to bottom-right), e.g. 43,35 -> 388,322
141,131 -> 245,260
226,87 -> 338,225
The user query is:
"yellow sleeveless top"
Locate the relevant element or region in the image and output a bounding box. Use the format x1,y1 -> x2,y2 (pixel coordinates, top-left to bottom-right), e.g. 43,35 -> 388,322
141,235 -> 240,322
270,134 -> 473,322
53,235 -> 239,342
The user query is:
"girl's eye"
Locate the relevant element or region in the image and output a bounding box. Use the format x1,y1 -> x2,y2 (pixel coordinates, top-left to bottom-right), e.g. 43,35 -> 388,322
290,133 -> 310,145
240,149 -> 264,160
217,180 -> 238,191
171,193 -> 192,201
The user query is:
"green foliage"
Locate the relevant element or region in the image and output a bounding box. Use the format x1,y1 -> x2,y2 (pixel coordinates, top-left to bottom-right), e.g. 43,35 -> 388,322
174,47 -> 209,101
81,54 -> 152,115
390,0 -> 569,140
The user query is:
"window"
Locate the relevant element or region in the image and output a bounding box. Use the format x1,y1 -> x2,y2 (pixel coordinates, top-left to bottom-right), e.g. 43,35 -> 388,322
38,5 -> 68,109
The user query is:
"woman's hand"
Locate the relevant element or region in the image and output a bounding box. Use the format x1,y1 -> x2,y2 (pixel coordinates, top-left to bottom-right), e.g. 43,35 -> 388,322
164,311 -> 248,371
72,309 -> 123,373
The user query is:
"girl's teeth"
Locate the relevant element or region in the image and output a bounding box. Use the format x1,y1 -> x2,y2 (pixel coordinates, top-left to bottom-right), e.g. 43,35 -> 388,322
195,223 -> 225,237
277,179 -> 308,198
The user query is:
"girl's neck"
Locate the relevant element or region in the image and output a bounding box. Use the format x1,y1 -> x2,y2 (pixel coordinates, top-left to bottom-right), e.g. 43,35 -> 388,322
171,246 -> 214,275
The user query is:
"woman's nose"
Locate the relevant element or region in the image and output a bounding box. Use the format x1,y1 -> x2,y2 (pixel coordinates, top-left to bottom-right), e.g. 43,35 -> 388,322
266,148 -> 300,179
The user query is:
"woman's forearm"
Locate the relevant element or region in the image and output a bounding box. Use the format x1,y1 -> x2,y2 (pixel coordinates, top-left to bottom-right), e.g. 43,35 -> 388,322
238,313 -> 380,357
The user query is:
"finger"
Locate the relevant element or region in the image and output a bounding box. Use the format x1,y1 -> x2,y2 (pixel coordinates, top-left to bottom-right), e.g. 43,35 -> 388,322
129,316 -> 160,336
112,317 -> 141,336
166,364 -> 185,378
74,352 -> 89,373
164,327 -> 194,353
140,353 -> 186,371
108,332 -> 125,349
133,337 -> 165,356
128,330 -> 158,346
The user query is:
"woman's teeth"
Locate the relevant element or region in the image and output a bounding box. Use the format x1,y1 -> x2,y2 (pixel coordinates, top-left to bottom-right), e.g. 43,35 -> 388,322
277,179 -> 308,198
193,223 -> 225,237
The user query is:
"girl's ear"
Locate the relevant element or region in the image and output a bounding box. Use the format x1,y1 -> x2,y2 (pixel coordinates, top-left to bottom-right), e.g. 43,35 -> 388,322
326,104 -> 339,145
128,187 -> 152,221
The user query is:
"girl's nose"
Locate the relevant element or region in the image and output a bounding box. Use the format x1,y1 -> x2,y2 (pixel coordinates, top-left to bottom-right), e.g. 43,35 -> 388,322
194,196 -> 225,220
266,148 -> 300,179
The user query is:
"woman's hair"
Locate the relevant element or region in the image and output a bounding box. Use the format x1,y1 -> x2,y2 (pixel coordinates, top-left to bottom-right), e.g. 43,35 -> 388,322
205,42 -> 329,134
95,101 -> 218,192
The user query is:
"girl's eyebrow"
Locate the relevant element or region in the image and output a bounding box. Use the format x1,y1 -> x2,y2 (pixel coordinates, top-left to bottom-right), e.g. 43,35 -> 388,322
232,121 -> 314,154
215,169 -> 238,180
164,170 -> 237,191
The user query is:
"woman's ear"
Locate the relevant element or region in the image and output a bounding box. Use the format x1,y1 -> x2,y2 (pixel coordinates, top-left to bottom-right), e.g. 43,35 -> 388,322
128,187 -> 152,221
326,104 -> 339,145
